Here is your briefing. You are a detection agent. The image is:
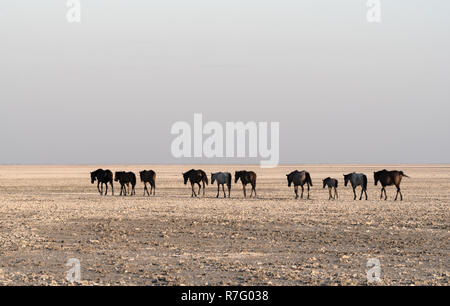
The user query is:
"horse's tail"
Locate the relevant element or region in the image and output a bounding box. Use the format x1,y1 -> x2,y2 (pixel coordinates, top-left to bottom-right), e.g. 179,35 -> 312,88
400,171 -> 409,178
335,179 -> 338,188
306,172 -> 313,187
363,175 -> 368,190
202,172 -> 209,185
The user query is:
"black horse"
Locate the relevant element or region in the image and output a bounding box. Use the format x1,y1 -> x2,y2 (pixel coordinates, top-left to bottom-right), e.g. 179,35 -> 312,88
374,170 -> 409,201
91,169 -> 114,196
115,171 -> 136,196
235,170 -> 257,198
182,169 -> 208,197
140,170 -> 156,196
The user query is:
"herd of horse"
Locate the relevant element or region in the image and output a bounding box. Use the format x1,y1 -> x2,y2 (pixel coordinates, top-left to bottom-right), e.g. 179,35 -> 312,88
90,169 -> 409,201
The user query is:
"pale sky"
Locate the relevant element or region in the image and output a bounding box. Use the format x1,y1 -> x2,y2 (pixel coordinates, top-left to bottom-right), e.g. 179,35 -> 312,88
0,1 -> 449,164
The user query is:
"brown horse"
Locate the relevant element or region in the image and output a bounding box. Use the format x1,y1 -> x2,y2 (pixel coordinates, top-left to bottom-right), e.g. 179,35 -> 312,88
183,169 -> 208,197
286,170 -> 313,199
374,170 -> 409,201
235,171 -> 257,198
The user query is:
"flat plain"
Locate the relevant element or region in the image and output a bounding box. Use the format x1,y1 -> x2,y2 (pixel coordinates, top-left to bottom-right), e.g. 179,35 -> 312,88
0,165 -> 448,285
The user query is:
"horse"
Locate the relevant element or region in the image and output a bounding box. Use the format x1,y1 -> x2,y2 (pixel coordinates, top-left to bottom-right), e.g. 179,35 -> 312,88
182,169 -> 208,197
211,172 -> 232,198
374,169 -> 409,201
234,171 -> 257,198
286,170 -> 313,199
323,177 -> 338,200
343,173 -> 368,200
114,171 -> 136,196
90,169 -> 114,196
140,170 -> 156,196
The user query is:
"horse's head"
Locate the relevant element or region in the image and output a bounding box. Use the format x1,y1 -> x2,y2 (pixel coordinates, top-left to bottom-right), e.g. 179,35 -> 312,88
343,174 -> 350,186
234,171 -> 240,184
90,172 -> 96,184
114,172 -> 122,182
211,173 -> 216,185
182,172 -> 188,185
322,178 -> 328,189
286,173 -> 292,187
374,172 -> 379,186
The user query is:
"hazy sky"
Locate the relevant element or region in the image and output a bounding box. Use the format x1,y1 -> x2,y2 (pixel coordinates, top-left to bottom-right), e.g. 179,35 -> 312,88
0,1 -> 449,164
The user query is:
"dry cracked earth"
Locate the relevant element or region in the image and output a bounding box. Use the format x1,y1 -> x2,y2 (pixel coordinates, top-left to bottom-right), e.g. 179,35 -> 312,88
0,165 -> 448,285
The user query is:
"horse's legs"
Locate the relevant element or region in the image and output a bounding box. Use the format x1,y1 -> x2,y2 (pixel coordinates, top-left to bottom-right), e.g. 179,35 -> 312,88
216,184 -> 220,198
203,182 -> 205,196
190,182 -> 196,197
353,187 -> 357,200
328,187 -> 332,200
359,187 -> 364,200
252,183 -> 257,198
143,183 -> 147,196
395,186 -> 402,201
105,183 -> 108,196
335,187 -> 338,199
228,184 -> 231,198
301,185 -> 304,199
242,184 -> 246,198
364,188 -> 368,200
222,184 -> 226,198
97,182 -> 101,195
153,182 -> 156,195
110,181 -> 114,196
294,186 -> 298,199
307,184 -> 310,199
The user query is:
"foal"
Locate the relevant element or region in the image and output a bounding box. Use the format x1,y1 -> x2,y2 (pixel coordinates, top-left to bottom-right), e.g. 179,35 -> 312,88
323,177 -> 338,200
211,172 -> 232,198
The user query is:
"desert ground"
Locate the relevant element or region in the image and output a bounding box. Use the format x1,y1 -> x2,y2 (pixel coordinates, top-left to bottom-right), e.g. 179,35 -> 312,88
0,165 -> 448,286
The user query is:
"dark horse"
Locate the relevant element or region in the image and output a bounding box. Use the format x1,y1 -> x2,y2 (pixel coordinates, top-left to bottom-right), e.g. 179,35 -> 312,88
211,172 -> 232,198
183,169 -> 208,197
323,177 -> 338,200
114,171 -> 136,196
140,170 -> 156,196
344,173 -> 368,200
91,169 -> 114,196
374,169 -> 409,201
235,171 -> 257,198
286,170 -> 313,199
